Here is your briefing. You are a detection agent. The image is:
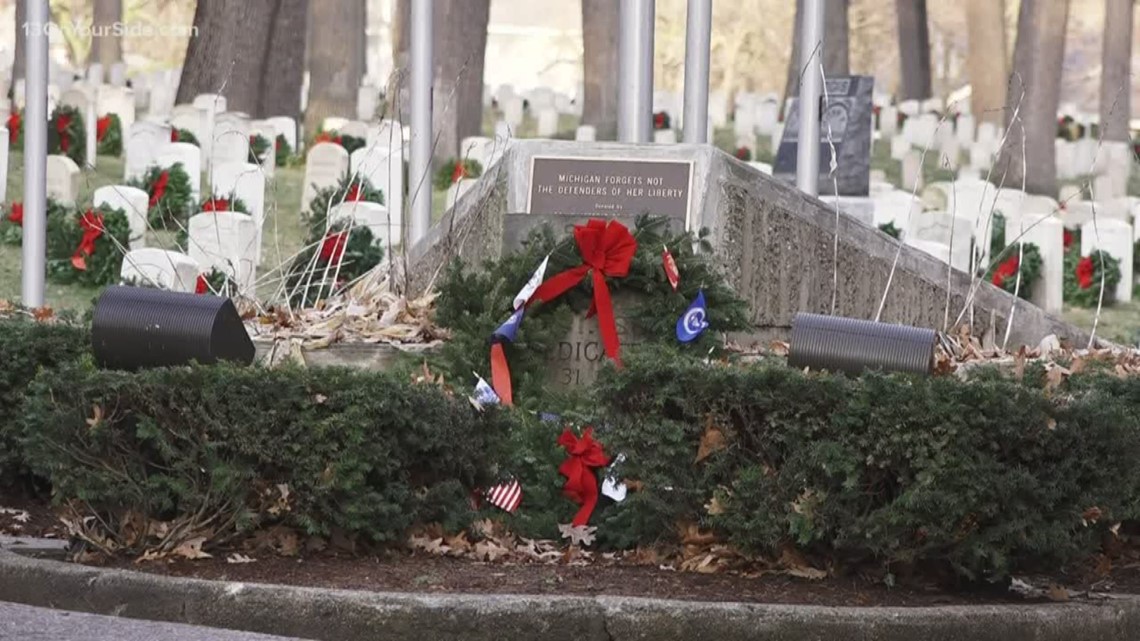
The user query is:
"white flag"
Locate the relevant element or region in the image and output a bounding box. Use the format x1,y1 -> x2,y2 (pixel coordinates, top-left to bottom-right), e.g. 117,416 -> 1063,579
512,254 -> 550,310
469,374 -> 501,411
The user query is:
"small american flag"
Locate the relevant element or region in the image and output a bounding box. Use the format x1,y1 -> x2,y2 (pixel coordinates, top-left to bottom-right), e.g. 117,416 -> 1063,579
485,479 -> 522,513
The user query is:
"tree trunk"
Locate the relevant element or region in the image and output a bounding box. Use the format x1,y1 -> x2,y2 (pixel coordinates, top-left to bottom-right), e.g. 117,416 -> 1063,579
257,0 -> 307,120
432,0 -> 490,160
783,0 -> 850,105
176,0 -> 278,115
997,0 -> 1070,196
581,0 -> 619,140
895,0 -> 932,101
1099,0 -> 1133,142
305,0 -> 366,135
89,0 -> 122,68
965,0 -> 1008,124
12,0 -> 25,85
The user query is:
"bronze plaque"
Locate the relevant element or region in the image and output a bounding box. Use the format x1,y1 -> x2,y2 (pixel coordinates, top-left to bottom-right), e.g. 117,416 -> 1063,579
527,156 -> 694,225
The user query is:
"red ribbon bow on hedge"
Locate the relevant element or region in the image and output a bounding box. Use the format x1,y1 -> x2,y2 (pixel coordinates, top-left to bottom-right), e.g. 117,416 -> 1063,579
557,427 -> 610,527
96,115 -> 112,142
149,170 -> 170,207
70,210 -> 104,271
527,219 -> 637,367
6,202 -> 22,226
56,113 -> 71,152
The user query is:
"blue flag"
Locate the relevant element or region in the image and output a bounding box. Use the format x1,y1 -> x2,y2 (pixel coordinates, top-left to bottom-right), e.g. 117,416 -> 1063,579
492,307 -> 524,343
676,289 -> 709,343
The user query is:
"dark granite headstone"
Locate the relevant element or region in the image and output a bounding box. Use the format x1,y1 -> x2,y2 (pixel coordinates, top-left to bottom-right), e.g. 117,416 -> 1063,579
773,75 -> 874,197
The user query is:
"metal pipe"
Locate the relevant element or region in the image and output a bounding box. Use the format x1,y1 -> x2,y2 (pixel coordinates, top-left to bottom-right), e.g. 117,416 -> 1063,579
408,0 -> 433,246
618,0 -> 654,143
787,313 -> 936,376
681,0 -> 711,144
21,0 -> 48,308
794,0 -> 825,196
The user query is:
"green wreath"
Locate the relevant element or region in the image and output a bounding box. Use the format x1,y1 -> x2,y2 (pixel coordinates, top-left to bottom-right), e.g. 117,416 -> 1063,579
432,215 -> 751,409
0,199 -> 71,246
434,158 -> 484,191
275,134 -> 293,167
987,243 -> 1042,300
48,105 -> 86,166
248,133 -> 271,165
128,163 -> 193,228
46,204 -> 130,287
283,221 -> 385,308
1064,249 -> 1121,308
171,128 -> 199,146
96,113 -> 123,156
877,221 -> 901,239
306,174 -> 385,234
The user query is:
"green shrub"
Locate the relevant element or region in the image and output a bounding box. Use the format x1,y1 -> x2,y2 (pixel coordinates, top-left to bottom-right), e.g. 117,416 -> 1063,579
0,317 -> 89,485
20,362 -> 517,550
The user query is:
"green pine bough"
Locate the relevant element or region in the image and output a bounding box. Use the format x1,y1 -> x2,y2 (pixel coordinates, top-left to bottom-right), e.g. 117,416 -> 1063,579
1064,249 -> 1122,308
987,243 -> 1042,300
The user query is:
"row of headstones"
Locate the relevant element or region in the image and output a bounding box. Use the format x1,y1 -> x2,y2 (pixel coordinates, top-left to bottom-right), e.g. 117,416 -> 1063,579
826,177 -> 1137,312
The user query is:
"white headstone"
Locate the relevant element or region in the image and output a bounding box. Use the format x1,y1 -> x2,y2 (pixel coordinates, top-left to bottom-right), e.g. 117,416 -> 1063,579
460,135 -> 493,168
873,190 -> 923,233
340,120 -> 369,140
94,185 -> 150,250
955,113 -> 976,146
1080,218 -> 1134,302
905,238 -> 953,266
124,121 -> 172,181
901,150 -> 924,191
0,127 -> 8,202
46,155 -> 80,205
536,108 -> 559,137
209,113 -> 250,173
266,116 -> 298,153
108,63 -> 127,87
898,100 -> 920,116
187,212 -> 258,294
880,106 -> 898,138
248,119 -> 278,176
155,142 -> 202,201
349,142 -> 404,245
87,63 -> 104,84
328,201 -> 395,248
96,85 -> 135,131
574,125 -> 596,142
653,129 -> 677,144
910,211 -> 973,271
708,91 -> 728,127
890,135 -> 910,161
356,86 -> 378,121
170,104 -> 202,141
192,93 -> 226,165
211,161 -> 266,263
501,96 -> 524,128
302,142 -> 350,211
120,248 -> 200,292
1001,213 -> 1064,312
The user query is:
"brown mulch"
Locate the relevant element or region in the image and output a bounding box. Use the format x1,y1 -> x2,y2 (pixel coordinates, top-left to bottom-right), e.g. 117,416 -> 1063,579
7,490 -> 1140,607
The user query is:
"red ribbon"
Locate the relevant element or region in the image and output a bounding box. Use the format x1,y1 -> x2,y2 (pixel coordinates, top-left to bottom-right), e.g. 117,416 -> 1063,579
451,161 -> 466,183
489,342 -> 513,406
345,183 -> 363,201
71,210 -> 104,271
56,114 -> 71,152
557,428 -> 610,527
7,202 -> 22,226
1077,256 -> 1095,289
320,232 -> 348,263
202,198 -> 230,212
6,112 -> 20,136
170,129 -> 180,142
149,170 -> 170,207
527,219 -> 637,366
96,115 -> 111,142
195,274 -> 209,294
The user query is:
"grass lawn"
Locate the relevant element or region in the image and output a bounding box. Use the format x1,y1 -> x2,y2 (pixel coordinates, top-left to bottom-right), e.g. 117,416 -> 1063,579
1,125 -> 1137,344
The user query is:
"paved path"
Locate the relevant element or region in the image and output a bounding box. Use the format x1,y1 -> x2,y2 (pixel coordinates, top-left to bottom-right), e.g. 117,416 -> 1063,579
0,602 -> 308,641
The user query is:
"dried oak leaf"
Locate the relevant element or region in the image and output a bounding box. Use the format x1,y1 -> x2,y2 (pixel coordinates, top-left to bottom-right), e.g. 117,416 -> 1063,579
558,523 -> 597,547
695,416 -> 727,463
172,536 -> 212,560
226,553 -> 256,564
474,540 -> 510,562
85,405 -> 105,429
32,306 -> 53,321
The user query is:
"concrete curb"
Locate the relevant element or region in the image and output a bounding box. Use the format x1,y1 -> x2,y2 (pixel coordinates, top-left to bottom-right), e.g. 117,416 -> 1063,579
2,547 -> 1140,641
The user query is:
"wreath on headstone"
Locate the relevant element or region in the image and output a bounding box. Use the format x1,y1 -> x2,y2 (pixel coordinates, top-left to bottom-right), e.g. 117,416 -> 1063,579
128,163 -> 193,227
0,199 -> 71,246
1064,249 -> 1121,308
45,204 -> 130,287
877,221 -> 901,239
6,111 -> 22,148
432,215 -> 751,409
653,111 -> 671,130
734,147 -> 752,162
96,113 -> 123,156
275,134 -> 293,167
314,129 -> 366,155
248,133 -> 271,165
49,105 -> 86,166
171,128 -> 199,146
434,158 -> 484,191
305,174 -> 385,233
987,243 -> 1042,300
176,196 -> 252,251
1057,115 -> 1085,142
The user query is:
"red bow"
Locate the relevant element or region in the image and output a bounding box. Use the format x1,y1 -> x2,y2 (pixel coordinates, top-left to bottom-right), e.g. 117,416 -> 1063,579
149,171 -> 170,207
6,202 -> 22,226
315,131 -> 342,146
56,113 -> 71,152
345,183 -> 363,202
195,274 -> 209,294
202,198 -> 230,212
320,232 -> 348,264
96,115 -> 111,142
528,219 -> 637,366
992,255 -> 1019,287
6,112 -> 20,136
71,210 -> 104,271
451,161 -> 466,183
170,129 -> 180,142
1077,256 -> 1095,289
557,427 -> 610,527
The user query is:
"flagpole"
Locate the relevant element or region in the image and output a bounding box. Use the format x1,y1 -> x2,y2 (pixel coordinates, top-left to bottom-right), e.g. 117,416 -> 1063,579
21,0 -> 48,307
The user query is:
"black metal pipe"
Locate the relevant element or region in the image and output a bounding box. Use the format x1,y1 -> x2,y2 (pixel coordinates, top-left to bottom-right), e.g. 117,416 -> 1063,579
787,313 -> 936,376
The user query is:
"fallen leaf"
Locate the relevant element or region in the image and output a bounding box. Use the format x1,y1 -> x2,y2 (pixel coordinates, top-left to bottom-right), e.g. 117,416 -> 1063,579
474,540 -> 510,562
314,394 -> 328,404
32,307 -> 53,321
226,553 -> 256,564
780,544 -> 826,580
1083,506 -> 1103,526
172,536 -> 212,560
705,495 -> 725,516
678,522 -> 718,546
85,405 -> 104,429
786,565 -> 828,581
409,535 -> 449,555
695,416 -> 726,463
1046,583 -> 1070,602
558,523 -> 597,547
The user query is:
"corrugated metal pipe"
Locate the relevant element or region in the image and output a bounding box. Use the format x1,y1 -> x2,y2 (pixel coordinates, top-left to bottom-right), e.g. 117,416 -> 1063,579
787,312 -> 936,376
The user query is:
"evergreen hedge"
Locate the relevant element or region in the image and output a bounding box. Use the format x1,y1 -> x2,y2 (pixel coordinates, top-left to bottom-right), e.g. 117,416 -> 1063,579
4,316 -> 1140,581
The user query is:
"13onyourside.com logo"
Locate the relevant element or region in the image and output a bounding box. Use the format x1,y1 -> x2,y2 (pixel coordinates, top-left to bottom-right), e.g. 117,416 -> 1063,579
22,20 -> 197,39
